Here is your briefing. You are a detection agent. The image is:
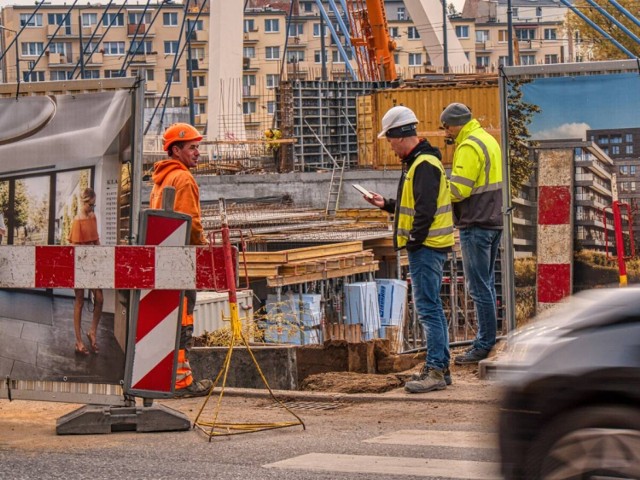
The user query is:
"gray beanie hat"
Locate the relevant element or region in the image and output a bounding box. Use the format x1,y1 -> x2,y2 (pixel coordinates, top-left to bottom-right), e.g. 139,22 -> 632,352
440,103 -> 472,126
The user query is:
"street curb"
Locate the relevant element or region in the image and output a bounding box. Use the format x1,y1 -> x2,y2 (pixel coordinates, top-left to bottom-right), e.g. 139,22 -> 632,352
201,384 -> 503,405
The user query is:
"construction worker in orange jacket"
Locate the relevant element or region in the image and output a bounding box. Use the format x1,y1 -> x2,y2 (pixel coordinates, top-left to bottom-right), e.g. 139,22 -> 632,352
150,122 -> 212,397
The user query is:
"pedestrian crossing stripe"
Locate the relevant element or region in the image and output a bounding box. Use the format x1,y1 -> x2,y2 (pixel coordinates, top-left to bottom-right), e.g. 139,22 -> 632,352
364,429 -> 498,449
264,453 -> 501,479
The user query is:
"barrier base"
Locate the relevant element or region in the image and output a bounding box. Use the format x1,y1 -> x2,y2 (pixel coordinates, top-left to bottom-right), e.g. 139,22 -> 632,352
56,404 -> 191,435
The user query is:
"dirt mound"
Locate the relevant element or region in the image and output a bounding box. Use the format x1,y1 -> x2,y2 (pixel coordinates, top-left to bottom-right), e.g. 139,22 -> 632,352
301,371 -> 403,394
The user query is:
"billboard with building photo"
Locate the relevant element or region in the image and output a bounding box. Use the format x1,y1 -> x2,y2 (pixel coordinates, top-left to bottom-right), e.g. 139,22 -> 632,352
0,78 -> 143,401
500,60 -> 640,325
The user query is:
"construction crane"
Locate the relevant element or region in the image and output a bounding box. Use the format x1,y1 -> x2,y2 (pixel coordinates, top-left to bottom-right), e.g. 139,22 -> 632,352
346,0 -> 398,82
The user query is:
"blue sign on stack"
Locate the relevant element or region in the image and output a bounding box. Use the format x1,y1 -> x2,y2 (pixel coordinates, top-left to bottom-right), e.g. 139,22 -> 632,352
344,281 -> 381,340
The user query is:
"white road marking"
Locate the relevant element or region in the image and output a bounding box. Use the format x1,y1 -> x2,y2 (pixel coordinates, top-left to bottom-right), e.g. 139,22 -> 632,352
264,453 -> 501,479
364,429 -> 498,449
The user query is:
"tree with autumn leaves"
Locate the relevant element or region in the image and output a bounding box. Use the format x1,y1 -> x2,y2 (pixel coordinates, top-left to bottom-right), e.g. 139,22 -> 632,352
566,0 -> 640,60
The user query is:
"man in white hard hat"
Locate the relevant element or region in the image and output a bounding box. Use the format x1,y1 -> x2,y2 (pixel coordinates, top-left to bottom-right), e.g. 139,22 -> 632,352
441,103 -> 503,365
362,105 -> 455,393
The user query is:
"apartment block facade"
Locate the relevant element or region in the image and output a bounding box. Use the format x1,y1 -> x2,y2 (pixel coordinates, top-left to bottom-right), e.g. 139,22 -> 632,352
1,0 -> 571,138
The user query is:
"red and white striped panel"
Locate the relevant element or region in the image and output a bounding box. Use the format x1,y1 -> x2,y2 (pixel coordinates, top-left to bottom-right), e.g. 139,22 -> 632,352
536,149 -> 574,312
129,213 -> 187,393
0,245 -> 231,290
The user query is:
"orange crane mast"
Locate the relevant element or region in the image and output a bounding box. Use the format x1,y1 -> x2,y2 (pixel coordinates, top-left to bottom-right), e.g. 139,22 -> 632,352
346,0 -> 398,81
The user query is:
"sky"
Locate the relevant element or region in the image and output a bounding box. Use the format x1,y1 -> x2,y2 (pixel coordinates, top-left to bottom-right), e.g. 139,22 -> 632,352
520,72 -> 640,141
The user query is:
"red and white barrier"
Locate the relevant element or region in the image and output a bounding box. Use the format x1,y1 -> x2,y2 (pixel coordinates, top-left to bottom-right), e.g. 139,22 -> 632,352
0,244 -> 231,290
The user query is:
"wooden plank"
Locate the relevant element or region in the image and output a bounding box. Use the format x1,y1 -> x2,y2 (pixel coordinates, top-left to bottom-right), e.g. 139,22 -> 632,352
242,252 -> 289,263
266,261 -> 379,287
284,241 -> 363,262
245,265 -> 280,277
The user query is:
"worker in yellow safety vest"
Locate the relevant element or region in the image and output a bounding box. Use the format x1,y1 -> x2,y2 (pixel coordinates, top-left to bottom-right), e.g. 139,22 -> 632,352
441,103 -> 503,366
362,105 -> 455,393
150,122 -> 213,397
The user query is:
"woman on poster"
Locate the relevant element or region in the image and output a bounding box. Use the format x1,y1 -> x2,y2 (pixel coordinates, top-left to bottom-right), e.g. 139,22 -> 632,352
69,187 -> 103,356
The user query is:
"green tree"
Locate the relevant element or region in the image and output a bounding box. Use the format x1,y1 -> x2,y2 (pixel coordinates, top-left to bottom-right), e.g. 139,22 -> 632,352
566,0 -> 640,60
507,79 -> 540,197
0,180 -> 30,229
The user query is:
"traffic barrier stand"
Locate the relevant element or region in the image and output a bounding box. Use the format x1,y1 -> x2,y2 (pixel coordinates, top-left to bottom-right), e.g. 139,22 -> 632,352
193,198 -> 305,438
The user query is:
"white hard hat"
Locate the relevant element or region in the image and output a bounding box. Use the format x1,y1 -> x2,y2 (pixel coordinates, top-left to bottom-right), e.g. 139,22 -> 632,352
377,106 -> 419,139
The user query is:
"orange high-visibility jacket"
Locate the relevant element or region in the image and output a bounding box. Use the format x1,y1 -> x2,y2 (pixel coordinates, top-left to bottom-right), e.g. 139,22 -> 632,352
149,159 -> 207,246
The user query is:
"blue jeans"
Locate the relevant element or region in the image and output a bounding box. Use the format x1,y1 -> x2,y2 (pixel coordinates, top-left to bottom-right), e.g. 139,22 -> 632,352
459,227 -> 502,351
408,247 -> 449,371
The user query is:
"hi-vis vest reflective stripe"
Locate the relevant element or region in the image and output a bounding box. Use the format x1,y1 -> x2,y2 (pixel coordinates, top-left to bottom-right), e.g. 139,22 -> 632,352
450,131 -> 503,200
397,155 -> 454,249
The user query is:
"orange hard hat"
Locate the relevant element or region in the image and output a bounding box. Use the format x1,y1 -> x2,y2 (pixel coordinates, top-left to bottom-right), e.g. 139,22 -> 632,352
163,123 -> 203,152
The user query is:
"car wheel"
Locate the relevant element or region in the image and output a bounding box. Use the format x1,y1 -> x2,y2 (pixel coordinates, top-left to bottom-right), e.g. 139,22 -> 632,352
525,405 -> 640,480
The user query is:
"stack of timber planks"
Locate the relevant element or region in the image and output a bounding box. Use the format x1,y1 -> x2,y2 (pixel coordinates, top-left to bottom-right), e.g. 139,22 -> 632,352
241,241 -> 379,287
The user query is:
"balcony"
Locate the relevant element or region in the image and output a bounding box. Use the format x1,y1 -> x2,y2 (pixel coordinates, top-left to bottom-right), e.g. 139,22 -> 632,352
85,52 -> 103,65
47,24 -> 77,37
127,23 -> 154,37
193,87 -> 207,98
46,52 -> 63,65
129,52 -> 157,65
81,25 -> 103,36
242,85 -> 259,98
144,81 -> 158,93
195,114 -> 206,125
187,29 -> 207,43
243,57 -> 258,72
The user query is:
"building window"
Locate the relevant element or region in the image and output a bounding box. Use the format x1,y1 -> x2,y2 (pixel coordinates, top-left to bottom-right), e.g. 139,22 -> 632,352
512,7 -> 519,17
536,6 -> 542,17
128,12 -> 151,25
599,136 -> 609,145
544,28 -> 557,40
21,42 -> 44,56
243,46 -> 255,58
48,13 -> 70,26
611,145 -> 620,155
314,50 -> 327,63
130,41 -> 153,55
625,133 -> 633,142
476,55 -> 490,67
266,46 -> 280,60
313,23 -> 327,37
163,12 -> 178,26
83,70 -> 100,79
105,70 -> 125,78
267,101 -> 276,115
498,56 -> 509,66
132,68 -> 154,81
288,23 -> 304,36
408,53 -> 422,66
545,54 -> 559,64
165,69 -> 181,83
393,53 -> 399,64
520,54 -> 536,65
498,30 -> 508,42
104,42 -> 125,55
20,13 -> 43,27
387,27 -> 397,38
627,145 -> 634,155
244,19 -> 255,32
611,135 -> 622,144
455,26 -> 469,39
103,13 -> 124,27
266,74 -> 280,88
243,101 -> 256,115
602,147 -> 609,155
50,71 -> 71,81
82,13 -> 97,26
408,27 -> 421,39
83,41 -> 99,55
23,71 -> 45,82
516,29 -> 536,41
287,50 -> 305,62
194,103 -> 205,115
397,7 -> 406,21
475,30 -> 489,42
303,2 -> 313,12
243,74 -> 256,86
164,41 -> 179,55
265,18 -> 280,33
631,165 -> 637,175
49,42 -> 67,55
620,165 -> 629,175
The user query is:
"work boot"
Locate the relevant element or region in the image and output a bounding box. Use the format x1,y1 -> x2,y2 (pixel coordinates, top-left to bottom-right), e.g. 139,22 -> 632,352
174,379 -> 213,398
411,364 -> 452,386
454,347 -> 490,365
404,368 -> 446,393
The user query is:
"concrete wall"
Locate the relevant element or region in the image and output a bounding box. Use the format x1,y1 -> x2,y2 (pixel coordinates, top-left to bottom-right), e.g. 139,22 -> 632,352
142,170 -> 403,210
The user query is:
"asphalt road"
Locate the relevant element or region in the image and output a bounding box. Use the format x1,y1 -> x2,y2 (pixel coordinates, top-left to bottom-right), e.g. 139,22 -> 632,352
0,390 -> 501,480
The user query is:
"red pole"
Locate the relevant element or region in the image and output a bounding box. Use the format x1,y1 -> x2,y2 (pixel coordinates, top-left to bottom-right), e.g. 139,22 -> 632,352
612,201 -> 627,286
218,198 -> 241,337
